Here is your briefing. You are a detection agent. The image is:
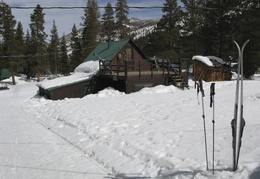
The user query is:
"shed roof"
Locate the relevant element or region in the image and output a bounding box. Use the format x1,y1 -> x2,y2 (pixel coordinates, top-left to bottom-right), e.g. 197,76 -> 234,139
84,39 -> 141,63
192,56 -> 214,67
37,61 -> 99,90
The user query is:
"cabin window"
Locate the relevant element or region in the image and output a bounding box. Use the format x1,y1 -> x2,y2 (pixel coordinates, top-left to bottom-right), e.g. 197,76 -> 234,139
126,48 -> 132,60
126,47 -> 134,70
134,83 -> 154,92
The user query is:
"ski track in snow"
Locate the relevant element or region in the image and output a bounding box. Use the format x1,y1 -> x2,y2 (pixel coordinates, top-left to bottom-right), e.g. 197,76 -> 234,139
1,76 -> 260,178
0,77 -> 109,179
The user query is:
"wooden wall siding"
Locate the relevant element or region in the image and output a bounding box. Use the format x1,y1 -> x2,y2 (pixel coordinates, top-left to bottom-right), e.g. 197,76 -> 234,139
45,80 -> 91,100
193,61 -> 231,82
39,87 -> 51,99
109,44 -> 150,72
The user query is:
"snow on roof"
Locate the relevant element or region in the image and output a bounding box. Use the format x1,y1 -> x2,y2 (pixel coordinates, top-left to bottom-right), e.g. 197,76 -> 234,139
207,56 -> 227,65
37,61 -> 99,90
74,60 -> 99,73
192,55 -> 214,66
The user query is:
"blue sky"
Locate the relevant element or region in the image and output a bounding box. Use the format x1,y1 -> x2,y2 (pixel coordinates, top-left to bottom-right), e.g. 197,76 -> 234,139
5,0 -> 168,40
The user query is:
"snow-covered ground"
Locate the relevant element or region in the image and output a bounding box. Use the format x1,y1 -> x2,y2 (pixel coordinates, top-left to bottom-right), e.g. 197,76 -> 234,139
0,74 -> 259,179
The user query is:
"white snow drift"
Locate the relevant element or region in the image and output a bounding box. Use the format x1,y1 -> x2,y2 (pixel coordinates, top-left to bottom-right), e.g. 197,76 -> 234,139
1,74 -> 259,179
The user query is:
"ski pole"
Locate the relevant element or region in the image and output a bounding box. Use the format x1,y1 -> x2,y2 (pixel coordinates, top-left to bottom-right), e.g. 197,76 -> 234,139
199,80 -> 209,171
210,83 -> 215,174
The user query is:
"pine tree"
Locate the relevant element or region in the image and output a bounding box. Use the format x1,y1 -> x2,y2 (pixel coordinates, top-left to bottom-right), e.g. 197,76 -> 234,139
0,2 -> 16,84
24,30 -> 35,79
115,0 -> 130,39
236,1 -> 260,77
30,4 -> 47,80
101,3 -> 116,41
60,35 -> 69,75
81,0 -> 101,57
201,0 -> 241,58
0,1 -> 4,42
180,0 -> 205,55
70,24 -> 82,71
48,19 -> 60,74
1,3 -> 16,63
15,22 -> 24,54
14,21 -> 25,73
157,0 -> 182,58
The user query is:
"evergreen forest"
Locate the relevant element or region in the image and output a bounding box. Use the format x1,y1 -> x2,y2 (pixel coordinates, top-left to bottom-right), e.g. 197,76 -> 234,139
0,0 -> 259,79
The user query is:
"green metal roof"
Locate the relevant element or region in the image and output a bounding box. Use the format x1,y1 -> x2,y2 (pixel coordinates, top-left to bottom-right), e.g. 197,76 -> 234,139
1,69 -> 11,79
84,39 -> 130,62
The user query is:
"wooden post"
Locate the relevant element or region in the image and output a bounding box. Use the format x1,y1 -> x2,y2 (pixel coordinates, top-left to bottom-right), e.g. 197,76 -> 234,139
179,58 -> 181,75
117,56 -> 119,77
151,62 -> 153,78
167,60 -> 170,76
139,59 -> 141,79
163,59 -> 165,76
125,60 -> 128,79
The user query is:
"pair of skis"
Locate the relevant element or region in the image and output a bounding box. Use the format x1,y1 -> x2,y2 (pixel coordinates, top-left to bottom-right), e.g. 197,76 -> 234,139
231,40 -> 249,171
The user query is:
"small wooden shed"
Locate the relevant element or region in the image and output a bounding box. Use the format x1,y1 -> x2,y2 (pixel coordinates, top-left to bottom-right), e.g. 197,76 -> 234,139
192,56 -> 232,82
38,78 -> 94,100
37,61 -> 100,100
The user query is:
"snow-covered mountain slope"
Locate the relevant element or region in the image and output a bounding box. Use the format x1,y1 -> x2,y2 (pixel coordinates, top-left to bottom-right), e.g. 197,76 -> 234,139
129,18 -> 159,39
63,18 -> 159,51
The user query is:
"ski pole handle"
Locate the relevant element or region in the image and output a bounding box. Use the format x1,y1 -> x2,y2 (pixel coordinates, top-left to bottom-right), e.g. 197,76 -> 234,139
210,83 -> 215,107
199,80 -> 205,97
210,83 -> 215,96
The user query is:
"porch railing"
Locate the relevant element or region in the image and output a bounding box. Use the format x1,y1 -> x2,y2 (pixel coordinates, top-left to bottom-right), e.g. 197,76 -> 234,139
98,59 -> 172,79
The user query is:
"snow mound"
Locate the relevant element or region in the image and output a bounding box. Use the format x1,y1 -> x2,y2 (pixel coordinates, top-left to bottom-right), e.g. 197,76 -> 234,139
192,55 -> 214,66
37,61 -> 99,90
138,85 -> 178,94
87,87 -> 125,97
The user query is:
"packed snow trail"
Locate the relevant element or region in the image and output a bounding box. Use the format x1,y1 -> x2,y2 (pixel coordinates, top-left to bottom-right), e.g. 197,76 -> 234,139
0,77 -> 108,179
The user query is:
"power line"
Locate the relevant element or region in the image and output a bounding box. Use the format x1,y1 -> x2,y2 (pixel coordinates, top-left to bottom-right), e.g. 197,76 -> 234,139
8,6 -> 164,9
7,6 -> 260,10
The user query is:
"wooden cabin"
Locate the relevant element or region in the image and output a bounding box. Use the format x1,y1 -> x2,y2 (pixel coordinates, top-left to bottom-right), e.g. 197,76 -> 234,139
86,39 -> 188,94
38,39 -> 188,100
193,55 -> 232,82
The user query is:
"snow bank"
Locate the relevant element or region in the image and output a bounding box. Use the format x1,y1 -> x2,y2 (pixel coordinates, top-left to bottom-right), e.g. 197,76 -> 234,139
22,77 -> 260,179
86,87 -> 125,97
138,85 -> 178,94
85,85 -> 179,98
37,60 -> 99,89
192,55 -> 214,66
